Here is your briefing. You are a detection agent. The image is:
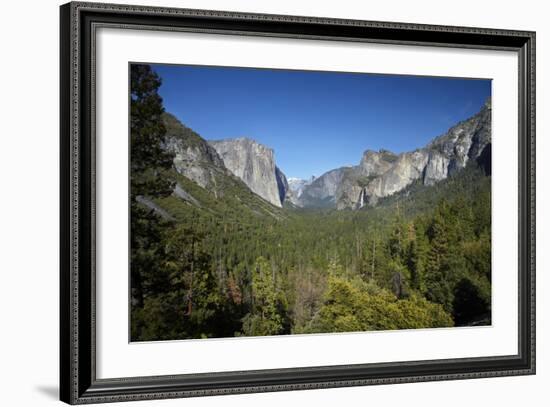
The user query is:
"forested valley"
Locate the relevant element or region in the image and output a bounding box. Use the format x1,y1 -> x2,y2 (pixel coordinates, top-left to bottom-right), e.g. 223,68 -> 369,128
130,64 -> 491,342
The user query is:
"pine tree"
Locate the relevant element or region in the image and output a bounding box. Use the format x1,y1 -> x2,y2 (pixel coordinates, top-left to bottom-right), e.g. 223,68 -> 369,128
386,210 -> 409,297
130,64 -> 174,198
405,222 -> 429,292
242,257 -> 284,336
424,211 -> 453,311
387,210 -> 406,262
130,64 -> 175,323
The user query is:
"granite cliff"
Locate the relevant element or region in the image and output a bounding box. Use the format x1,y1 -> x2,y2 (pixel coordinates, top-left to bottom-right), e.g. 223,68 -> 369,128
162,98 -> 490,211
163,112 -> 227,191
162,113 -> 286,219
208,138 -> 287,207
292,98 -> 491,209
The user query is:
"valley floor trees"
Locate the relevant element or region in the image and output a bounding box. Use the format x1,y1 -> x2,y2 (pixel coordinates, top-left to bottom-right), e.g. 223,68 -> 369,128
130,64 -> 492,342
131,165 -> 491,341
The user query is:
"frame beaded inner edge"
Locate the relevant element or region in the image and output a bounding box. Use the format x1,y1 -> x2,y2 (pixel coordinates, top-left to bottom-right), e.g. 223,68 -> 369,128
60,1 -> 536,404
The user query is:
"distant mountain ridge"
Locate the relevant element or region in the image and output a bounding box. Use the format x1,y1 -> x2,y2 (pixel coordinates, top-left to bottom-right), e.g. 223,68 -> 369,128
161,113 -> 286,220
292,98 -> 491,209
162,98 -> 490,211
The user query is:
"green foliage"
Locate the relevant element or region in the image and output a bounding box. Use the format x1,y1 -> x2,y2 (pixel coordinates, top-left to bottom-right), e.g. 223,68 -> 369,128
133,158 -> 491,339
130,64 -> 492,341
379,149 -> 398,163
356,175 -> 377,188
132,224 -> 243,341
130,64 -> 174,199
129,64 -> 175,315
242,257 -> 285,336
304,272 -> 452,333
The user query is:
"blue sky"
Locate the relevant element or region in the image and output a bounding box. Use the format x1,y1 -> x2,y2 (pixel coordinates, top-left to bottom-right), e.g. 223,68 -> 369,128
152,64 -> 491,179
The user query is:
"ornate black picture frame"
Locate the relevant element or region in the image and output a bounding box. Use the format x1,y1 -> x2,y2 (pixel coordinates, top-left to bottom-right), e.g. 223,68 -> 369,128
60,2 -> 535,404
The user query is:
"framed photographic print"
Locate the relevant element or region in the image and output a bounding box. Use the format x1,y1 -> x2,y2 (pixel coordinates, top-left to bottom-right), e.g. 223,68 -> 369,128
60,1 -> 536,404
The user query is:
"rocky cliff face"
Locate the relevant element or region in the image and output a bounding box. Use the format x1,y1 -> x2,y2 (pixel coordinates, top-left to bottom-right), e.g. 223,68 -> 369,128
297,167 -> 350,208
359,149 -> 398,177
160,113 -> 288,221
275,166 -> 289,204
163,98 -> 490,211
287,177 -> 311,196
163,112 -> 228,190
295,98 -> 491,209
208,138 -> 286,207
286,177 -> 314,206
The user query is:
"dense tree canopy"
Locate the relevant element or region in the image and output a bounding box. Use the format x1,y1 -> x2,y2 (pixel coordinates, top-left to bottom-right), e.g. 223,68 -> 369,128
131,162 -> 491,341
130,65 -> 492,341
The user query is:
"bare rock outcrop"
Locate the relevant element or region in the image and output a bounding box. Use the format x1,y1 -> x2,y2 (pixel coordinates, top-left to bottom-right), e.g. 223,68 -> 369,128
163,113 -> 227,190
209,138 -> 286,207
297,98 -> 491,209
